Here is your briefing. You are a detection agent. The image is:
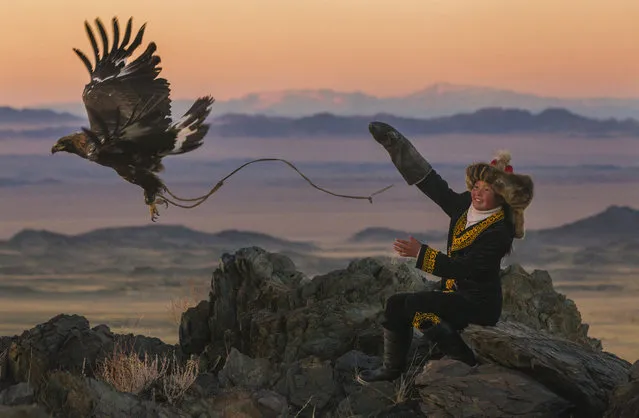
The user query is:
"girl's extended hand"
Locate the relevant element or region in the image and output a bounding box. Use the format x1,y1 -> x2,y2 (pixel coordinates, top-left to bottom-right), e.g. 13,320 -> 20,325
393,236 -> 422,258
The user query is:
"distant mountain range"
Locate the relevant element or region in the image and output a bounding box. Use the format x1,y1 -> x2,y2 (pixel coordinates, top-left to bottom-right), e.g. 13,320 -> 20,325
349,205 -> 639,248
0,106 -> 81,126
3,106 -> 639,140
32,83 -> 639,119
4,205 -> 637,251
208,108 -> 639,138
2,225 -> 318,253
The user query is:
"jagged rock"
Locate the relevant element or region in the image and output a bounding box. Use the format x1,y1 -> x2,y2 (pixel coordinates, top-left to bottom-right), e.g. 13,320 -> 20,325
253,389 -> 289,418
37,370 -> 187,418
179,300 -> 211,355
218,347 -> 276,390
415,358 -> 573,417
464,321 -> 631,418
334,379 -> 398,417
188,372 -> 220,398
369,400 -> 426,418
333,350 -> 382,394
500,264 -> 602,350
604,360 -> 639,418
182,388 -> 263,417
202,247 -> 432,366
0,336 -> 12,386
0,404 -> 49,418
273,355 -> 339,416
6,315 -> 181,386
0,382 -> 34,406
183,387 -> 288,417
7,314 -> 114,383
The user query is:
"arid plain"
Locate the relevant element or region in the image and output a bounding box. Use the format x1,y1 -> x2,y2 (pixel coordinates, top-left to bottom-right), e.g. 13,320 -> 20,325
1,130 -> 638,362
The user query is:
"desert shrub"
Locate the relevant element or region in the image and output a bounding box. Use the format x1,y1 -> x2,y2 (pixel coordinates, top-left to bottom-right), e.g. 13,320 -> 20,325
95,340 -> 198,405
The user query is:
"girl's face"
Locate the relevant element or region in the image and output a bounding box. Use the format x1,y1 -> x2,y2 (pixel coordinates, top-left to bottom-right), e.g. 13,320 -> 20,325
471,180 -> 499,211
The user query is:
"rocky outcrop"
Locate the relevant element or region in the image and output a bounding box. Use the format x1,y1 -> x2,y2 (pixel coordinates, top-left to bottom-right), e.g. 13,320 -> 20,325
415,359 -> 574,416
6,314 -> 181,385
500,264 -> 602,350
604,360 -> 639,418
464,321 -> 628,417
0,246 -> 635,417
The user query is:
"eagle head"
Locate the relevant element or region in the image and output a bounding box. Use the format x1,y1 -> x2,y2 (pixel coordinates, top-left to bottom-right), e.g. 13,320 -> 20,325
51,132 -> 87,157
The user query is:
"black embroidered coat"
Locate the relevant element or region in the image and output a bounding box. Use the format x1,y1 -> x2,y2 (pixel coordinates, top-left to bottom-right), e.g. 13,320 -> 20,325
414,169 -> 514,326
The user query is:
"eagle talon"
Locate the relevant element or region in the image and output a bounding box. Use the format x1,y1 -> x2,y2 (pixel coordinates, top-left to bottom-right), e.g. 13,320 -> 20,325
149,203 -> 160,222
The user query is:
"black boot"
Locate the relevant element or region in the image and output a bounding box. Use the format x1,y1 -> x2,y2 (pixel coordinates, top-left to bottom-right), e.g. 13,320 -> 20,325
427,321 -> 478,367
357,327 -> 412,383
368,121 -> 433,185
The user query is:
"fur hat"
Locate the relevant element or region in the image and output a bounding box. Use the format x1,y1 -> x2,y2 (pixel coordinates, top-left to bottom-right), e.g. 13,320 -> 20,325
465,150 -> 534,239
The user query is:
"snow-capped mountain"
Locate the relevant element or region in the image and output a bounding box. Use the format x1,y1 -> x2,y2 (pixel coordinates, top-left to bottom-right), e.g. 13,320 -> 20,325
33,82 -> 639,120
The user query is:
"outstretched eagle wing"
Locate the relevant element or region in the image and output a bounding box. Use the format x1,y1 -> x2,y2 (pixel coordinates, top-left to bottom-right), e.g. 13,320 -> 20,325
73,17 -> 172,150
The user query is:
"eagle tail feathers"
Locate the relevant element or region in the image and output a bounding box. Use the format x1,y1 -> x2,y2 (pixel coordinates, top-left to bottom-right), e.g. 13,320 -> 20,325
166,96 -> 215,155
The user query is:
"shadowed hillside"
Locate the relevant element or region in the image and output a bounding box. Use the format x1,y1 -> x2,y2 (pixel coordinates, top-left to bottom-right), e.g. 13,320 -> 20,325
2,225 -> 318,252
4,106 -> 639,140
525,205 -> 639,246
208,108 -> 639,138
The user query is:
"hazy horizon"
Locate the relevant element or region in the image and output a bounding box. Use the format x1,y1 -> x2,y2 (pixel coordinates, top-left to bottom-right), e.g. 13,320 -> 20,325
3,0 -> 639,108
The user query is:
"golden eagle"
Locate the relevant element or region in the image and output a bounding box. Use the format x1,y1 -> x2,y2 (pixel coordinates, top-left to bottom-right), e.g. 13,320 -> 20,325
51,17 -> 215,221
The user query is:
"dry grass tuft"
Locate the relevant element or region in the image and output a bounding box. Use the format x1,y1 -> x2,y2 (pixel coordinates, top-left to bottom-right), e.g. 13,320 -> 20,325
96,342 -> 168,395
394,341 -> 434,404
95,339 -> 199,405
161,354 -> 199,404
167,279 -> 208,326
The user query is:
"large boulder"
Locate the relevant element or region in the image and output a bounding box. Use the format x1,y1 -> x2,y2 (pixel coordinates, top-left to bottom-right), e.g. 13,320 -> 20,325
464,321 -> 630,418
604,360 -> 639,418
415,359 -> 574,416
188,248 -> 433,367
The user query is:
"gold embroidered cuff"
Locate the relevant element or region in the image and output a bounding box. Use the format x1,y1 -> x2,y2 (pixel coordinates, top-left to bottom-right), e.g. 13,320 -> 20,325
412,312 -> 442,329
420,247 -> 440,273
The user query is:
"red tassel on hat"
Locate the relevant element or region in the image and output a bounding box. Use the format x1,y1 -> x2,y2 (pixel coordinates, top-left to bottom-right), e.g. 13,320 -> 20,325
491,159 -> 514,173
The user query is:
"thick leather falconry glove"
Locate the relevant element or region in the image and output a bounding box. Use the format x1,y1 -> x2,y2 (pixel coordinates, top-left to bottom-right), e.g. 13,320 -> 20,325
368,122 -> 433,185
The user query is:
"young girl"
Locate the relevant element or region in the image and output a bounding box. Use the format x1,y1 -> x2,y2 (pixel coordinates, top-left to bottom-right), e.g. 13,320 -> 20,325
358,122 -> 534,383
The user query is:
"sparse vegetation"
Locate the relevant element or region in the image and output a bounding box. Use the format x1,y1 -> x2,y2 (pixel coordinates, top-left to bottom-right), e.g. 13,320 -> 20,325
167,279 -> 208,326
95,339 -> 199,405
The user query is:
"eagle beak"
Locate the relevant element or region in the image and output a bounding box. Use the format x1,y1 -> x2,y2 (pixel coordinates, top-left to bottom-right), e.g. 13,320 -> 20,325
51,144 -> 62,154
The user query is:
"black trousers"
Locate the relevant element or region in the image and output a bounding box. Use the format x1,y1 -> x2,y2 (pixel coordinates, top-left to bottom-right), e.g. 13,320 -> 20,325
383,290 -> 478,332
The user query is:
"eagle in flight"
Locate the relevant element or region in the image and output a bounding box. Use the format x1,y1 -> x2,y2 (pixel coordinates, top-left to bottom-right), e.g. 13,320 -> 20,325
51,17 -> 215,221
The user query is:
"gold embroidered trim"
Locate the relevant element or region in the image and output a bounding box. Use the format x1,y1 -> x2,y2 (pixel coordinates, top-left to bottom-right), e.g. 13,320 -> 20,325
420,247 -> 439,273
412,312 -> 441,329
448,210 -> 467,256
443,278 -> 457,293
449,209 -> 504,253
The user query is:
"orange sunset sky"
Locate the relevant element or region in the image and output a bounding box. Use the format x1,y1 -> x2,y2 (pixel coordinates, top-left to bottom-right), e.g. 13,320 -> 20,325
1,0 -> 638,107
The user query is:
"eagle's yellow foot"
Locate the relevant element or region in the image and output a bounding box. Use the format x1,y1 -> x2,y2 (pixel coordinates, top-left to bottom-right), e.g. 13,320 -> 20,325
149,198 -> 168,222
149,202 -> 160,222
